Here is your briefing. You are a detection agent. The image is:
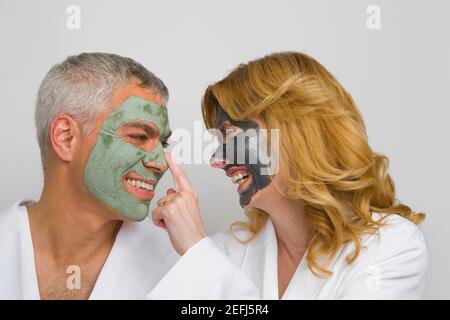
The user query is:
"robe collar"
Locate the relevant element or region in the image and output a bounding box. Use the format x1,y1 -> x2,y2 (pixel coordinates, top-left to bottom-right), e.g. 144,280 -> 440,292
241,217 -> 335,299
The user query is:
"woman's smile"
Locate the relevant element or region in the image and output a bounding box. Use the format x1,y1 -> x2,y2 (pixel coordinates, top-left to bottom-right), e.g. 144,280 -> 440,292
226,166 -> 252,194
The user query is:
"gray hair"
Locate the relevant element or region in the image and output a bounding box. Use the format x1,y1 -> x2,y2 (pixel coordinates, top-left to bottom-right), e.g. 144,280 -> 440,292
35,52 -> 169,165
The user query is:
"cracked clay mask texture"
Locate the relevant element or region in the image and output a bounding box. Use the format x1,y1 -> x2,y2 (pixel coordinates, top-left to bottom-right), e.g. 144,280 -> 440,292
84,96 -> 170,221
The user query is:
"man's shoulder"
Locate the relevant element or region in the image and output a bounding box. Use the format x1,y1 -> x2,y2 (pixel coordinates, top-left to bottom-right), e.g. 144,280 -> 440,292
0,201 -> 27,299
0,201 -> 26,243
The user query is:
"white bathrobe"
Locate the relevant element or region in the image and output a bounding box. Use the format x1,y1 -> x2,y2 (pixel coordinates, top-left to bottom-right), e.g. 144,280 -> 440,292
0,200 -> 179,299
148,213 -> 428,299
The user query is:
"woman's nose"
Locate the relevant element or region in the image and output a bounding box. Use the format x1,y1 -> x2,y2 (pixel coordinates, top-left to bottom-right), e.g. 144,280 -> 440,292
210,156 -> 227,169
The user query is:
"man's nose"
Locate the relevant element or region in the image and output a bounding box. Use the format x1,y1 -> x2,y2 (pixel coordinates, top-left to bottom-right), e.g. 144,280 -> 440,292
143,159 -> 167,173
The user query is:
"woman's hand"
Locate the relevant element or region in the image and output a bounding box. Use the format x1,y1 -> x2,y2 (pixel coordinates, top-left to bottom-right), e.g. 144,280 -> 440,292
152,152 -> 207,255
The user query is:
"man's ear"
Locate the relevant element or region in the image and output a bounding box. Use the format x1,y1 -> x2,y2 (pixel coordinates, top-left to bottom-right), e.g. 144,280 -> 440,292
50,114 -> 81,162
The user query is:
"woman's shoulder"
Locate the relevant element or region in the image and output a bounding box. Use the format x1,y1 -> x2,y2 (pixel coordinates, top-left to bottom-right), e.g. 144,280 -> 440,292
369,213 -> 427,245
349,213 -> 428,264
333,213 -> 429,298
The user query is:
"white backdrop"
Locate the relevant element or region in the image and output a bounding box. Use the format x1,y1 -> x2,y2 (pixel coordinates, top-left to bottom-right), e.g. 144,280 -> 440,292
0,0 -> 448,299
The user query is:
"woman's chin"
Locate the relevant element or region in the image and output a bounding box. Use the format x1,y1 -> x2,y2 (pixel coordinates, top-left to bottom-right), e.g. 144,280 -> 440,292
241,181 -> 276,212
241,193 -> 261,211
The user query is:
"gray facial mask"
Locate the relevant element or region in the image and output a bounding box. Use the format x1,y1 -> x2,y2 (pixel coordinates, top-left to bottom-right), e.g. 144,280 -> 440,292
211,106 -> 272,207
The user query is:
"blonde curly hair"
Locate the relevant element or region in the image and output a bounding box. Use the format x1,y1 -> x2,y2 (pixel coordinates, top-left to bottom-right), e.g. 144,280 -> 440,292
201,51 -> 425,277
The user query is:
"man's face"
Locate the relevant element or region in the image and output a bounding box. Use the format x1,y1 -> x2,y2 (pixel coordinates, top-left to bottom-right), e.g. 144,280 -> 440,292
81,84 -> 171,221
211,106 -> 273,208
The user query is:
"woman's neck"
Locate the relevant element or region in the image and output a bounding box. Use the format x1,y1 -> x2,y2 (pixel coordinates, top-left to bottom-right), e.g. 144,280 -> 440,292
254,187 -> 313,259
270,199 -> 312,258
255,191 -> 313,299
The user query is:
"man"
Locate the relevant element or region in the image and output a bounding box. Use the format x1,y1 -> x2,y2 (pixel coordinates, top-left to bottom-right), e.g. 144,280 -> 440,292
0,53 -> 181,299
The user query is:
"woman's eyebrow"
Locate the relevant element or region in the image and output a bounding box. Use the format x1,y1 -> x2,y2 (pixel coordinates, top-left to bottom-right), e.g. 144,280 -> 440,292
219,121 -> 233,133
220,123 -> 242,136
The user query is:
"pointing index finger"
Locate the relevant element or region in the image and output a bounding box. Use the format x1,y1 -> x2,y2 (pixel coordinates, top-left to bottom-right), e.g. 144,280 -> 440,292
165,152 -> 193,191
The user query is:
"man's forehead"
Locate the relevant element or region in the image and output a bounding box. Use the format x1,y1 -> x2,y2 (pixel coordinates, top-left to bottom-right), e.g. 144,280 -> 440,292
112,80 -> 166,106
112,95 -> 165,112
99,96 -> 169,134
112,96 -> 166,118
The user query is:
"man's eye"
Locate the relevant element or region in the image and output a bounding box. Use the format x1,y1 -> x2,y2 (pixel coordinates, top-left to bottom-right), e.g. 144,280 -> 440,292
128,134 -> 148,141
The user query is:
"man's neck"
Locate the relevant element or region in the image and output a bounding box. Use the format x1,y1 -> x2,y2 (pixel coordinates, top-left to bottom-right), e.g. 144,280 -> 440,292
26,172 -> 124,299
27,181 -> 122,262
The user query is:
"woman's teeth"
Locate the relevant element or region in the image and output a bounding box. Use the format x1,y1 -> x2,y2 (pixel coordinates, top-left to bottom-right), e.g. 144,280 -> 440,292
231,173 -> 249,185
126,179 -> 154,191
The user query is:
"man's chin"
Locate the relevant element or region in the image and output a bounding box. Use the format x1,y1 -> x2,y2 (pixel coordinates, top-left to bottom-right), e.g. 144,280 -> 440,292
117,204 -> 150,222
108,195 -> 151,222
125,212 -> 149,222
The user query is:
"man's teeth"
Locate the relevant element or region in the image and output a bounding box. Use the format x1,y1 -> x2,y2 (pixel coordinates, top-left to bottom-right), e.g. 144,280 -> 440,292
231,173 -> 249,184
126,179 -> 154,191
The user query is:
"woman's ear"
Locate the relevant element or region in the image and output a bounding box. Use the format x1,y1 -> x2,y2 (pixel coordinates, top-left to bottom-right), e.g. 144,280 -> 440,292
50,114 -> 81,162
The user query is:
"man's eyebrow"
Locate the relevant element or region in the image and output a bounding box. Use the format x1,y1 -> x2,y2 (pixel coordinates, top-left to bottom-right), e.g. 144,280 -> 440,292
121,122 -> 157,135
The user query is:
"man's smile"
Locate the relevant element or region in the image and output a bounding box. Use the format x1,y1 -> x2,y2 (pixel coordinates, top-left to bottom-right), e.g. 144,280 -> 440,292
122,172 -> 156,201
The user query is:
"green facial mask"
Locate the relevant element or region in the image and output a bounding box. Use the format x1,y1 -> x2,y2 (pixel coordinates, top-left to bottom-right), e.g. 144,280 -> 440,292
84,96 -> 170,221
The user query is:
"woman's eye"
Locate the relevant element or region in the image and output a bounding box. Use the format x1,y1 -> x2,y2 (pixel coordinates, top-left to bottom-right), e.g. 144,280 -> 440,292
224,128 -> 240,141
128,134 -> 148,142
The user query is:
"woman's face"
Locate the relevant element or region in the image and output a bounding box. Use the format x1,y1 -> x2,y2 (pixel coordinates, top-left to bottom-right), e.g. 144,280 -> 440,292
210,106 -> 283,209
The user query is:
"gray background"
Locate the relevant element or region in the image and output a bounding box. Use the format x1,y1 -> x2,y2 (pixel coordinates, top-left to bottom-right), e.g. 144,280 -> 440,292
0,0 -> 448,299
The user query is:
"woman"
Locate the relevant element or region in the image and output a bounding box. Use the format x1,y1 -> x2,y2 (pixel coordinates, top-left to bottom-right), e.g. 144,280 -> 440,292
149,52 -> 428,299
